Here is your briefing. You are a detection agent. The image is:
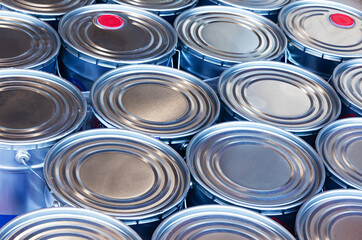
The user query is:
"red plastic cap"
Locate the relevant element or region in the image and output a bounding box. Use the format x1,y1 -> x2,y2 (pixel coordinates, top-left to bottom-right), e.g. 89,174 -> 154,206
330,13 -> 355,28
97,14 -> 123,29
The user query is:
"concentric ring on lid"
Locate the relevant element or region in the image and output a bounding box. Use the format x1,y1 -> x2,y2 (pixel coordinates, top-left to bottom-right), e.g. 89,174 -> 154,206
316,118 -> 362,190
44,129 -> 190,221
187,121 -> 325,213
174,6 -> 287,65
91,65 -> 220,141
59,4 -> 177,66
218,61 -> 341,135
0,207 -> 141,240
152,205 -> 296,240
279,1 -> 362,60
0,69 -> 86,149
332,59 -> 362,115
0,11 -> 60,70
296,189 -> 362,240
210,0 -> 292,13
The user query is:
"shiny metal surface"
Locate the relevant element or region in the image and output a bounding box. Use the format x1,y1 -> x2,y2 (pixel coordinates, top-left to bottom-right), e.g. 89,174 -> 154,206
332,59 -> 362,117
152,205 -> 296,240
219,61 -> 341,137
44,129 -> 190,223
316,118 -> 362,190
174,6 -> 287,79
0,11 -> 60,73
296,189 -> 362,240
279,1 -> 362,78
186,121 -> 325,214
91,65 -> 219,145
0,207 -> 142,240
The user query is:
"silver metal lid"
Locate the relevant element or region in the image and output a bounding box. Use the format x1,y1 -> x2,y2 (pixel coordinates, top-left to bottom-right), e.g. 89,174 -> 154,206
106,0 -> 197,16
296,189 -> 362,240
174,6 -> 287,66
219,61 -> 341,135
91,65 -> 220,142
0,207 -> 142,240
279,1 -> 362,61
316,118 -> 362,190
0,69 -> 86,150
187,121 -> 325,213
332,59 -> 362,115
59,4 -> 177,67
153,205 -> 296,240
0,0 -> 95,20
44,129 -> 190,223
0,11 -> 60,70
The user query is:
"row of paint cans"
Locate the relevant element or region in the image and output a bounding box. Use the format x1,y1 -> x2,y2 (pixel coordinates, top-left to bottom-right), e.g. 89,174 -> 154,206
0,70 -> 87,226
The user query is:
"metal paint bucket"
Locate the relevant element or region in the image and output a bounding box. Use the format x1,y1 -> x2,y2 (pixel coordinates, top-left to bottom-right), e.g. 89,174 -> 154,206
197,0 -> 294,23
0,11 -> 60,73
44,129 -> 190,240
0,69 -> 86,227
186,121 -> 325,233
152,205 -> 296,240
173,6 -> 287,79
332,59 -> 362,118
316,118 -> 362,190
0,207 -> 141,239
279,1 -> 362,79
58,4 -> 177,91
296,189 -> 362,240
90,65 -> 220,155
0,0 -> 94,29
99,0 -> 197,23
218,61 -> 341,146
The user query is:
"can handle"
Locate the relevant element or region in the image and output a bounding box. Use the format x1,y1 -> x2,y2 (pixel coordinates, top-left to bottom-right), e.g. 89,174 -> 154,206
171,49 -> 181,70
16,151 -> 45,183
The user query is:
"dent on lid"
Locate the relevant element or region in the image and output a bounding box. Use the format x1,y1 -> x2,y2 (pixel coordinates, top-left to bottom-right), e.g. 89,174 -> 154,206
0,11 -> 60,69
316,118 -> 362,190
219,61 -> 341,134
186,121 -> 325,212
0,207 -> 141,240
44,129 -> 190,221
332,59 -> 362,114
0,0 -> 94,16
91,65 -> 219,140
153,205 -> 296,240
0,69 -> 86,147
211,0 -> 292,12
279,1 -> 362,59
296,190 -> 362,240
59,4 -> 177,65
107,0 -> 197,13
174,6 -> 287,65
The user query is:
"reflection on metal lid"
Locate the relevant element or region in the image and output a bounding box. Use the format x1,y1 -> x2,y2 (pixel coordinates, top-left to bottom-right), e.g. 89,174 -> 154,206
44,129 -> 190,222
174,6 -> 287,66
153,205 -> 296,240
187,121 -> 325,213
0,207 -> 141,240
207,0 -> 292,14
296,189 -> 362,240
91,65 -> 219,142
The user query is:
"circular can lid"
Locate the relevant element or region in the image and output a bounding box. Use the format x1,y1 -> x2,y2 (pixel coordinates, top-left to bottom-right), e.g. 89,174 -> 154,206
0,0 -> 94,20
106,0 -> 197,16
186,121 -> 325,213
59,4 -> 177,67
279,1 -> 362,60
174,6 -> 287,66
0,207 -> 141,240
332,59 -> 362,115
44,129 -> 190,222
91,65 -> 220,142
296,189 -> 362,240
0,69 -> 86,150
0,11 -> 60,70
316,118 -> 362,190
152,205 -> 296,240
218,61 -> 341,135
